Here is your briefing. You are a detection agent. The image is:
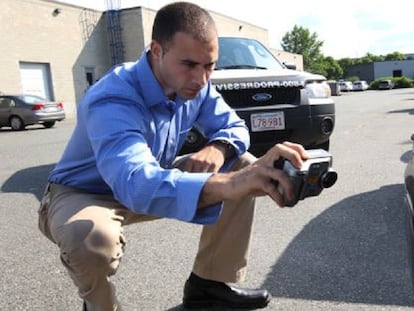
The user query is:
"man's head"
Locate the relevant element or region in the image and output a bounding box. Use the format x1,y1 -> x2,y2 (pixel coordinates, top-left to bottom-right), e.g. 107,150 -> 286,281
149,2 -> 219,100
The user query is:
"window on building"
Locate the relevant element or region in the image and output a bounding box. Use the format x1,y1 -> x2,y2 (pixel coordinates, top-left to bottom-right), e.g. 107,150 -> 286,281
393,69 -> 402,77
85,67 -> 95,86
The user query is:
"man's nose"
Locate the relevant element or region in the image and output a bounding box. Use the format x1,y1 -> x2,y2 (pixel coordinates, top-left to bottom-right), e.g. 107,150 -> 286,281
193,66 -> 208,86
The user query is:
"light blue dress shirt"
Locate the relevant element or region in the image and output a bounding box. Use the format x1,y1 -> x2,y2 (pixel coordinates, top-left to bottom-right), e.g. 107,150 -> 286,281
49,51 -> 250,224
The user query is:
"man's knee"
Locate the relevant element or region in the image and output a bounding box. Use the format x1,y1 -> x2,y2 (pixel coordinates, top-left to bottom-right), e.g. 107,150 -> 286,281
58,219 -> 124,276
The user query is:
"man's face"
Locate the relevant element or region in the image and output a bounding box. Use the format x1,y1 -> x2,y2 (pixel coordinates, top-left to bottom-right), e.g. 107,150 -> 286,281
151,31 -> 218,100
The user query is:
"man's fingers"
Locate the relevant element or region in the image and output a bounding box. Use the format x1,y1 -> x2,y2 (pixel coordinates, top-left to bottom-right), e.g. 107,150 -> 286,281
264,184 -> 285,207
251,166 -> 293,207
268,168 -> 293,204
281,141 -> 308,158
272,142 -> 308,169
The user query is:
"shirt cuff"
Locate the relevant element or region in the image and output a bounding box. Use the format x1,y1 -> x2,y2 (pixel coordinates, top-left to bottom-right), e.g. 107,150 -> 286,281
176,172 -> 222,224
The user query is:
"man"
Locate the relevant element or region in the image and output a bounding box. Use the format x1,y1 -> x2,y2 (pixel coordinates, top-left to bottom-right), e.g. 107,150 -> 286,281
38,2 -> 307,310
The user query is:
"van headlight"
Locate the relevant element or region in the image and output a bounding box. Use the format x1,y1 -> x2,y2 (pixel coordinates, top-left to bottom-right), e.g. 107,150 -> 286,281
305,81 -> 331,98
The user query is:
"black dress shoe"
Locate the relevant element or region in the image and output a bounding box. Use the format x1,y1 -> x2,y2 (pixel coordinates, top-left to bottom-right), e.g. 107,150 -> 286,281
183,273 -> 271,309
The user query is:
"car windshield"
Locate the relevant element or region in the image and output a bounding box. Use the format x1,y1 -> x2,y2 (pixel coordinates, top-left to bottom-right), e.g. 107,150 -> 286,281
18,95 -> 46,104
215,37 -> 284,70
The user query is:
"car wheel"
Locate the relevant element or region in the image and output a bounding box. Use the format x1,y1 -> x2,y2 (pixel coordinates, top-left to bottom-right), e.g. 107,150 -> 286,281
9,116 -> 25,131
43,121 -> 56,128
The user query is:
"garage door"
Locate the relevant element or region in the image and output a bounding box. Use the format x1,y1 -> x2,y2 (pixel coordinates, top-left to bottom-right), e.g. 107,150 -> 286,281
19,62 -> 52,100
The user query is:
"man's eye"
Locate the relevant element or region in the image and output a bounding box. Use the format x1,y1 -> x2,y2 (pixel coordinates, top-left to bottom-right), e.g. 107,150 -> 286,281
183,61 -> 197,68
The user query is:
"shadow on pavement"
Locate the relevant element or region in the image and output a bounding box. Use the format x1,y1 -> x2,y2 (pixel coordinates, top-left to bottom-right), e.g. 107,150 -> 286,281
1,163 -> 54,201
402,150 -> 413,164
0,124 -> 50,132
388,108 -> 414,115
263,183 -> 414,307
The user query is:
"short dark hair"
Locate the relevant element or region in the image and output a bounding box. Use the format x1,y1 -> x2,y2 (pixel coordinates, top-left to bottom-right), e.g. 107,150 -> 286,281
152,2 -> 217,50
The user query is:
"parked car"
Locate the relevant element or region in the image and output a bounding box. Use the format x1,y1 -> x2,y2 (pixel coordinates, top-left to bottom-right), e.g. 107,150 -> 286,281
352,80 -> 369,91
0,94 -> 65,130
179,37 -> 335,157
378,79 -> 394,90
327,80 -> 342,96
404,133 -> 414,285
338,81 -> 353,92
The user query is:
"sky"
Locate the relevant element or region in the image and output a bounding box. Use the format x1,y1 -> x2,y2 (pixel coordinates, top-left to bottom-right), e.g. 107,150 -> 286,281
56,0 -> 414,59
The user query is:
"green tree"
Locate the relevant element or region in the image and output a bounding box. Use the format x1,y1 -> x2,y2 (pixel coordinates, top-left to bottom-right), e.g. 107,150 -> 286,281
320,56 -> 343,80
337,57 -> 356,78
281,25 -> 323,72
384,51 -> 406,61
280,25 -> 409,80
356,52 -> 384,65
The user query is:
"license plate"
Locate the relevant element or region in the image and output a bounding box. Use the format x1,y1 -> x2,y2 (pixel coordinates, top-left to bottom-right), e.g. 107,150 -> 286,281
44,107 -> 57,112
250,112 -> 285,132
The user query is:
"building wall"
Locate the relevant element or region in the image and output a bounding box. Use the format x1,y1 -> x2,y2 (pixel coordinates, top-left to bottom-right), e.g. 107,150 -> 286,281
271,49 -> 304,71
347,63 -> 375,83
1,0 -> 111,117
118,7 -> 150,62
210,11 -> 269,46
1,0 -> 303,118
374,60 -> 414,80
348,60 -> 414,83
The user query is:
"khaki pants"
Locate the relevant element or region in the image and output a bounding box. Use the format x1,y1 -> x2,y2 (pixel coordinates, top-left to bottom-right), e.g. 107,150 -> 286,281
38,153 -> 257,311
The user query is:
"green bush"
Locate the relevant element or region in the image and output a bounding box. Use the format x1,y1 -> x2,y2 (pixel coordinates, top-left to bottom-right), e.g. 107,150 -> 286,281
394,76 -> 414,88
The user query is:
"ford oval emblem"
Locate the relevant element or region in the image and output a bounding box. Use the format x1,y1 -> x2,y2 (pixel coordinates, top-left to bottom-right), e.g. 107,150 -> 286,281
252,93 -> 272,102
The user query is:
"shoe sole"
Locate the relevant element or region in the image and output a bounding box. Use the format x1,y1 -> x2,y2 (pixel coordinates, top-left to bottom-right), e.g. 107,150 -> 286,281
183,297 -> 271,310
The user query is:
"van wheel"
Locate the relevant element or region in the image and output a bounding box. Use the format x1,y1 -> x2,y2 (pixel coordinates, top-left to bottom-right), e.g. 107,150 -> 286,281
10,116 -> 25,131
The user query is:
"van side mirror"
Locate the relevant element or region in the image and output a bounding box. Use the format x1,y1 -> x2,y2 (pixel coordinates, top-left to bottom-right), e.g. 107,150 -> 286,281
283,62 -> 296,70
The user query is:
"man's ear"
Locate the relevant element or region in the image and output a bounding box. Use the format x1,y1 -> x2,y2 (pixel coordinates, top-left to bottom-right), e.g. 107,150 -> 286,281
150,40 -> 162,60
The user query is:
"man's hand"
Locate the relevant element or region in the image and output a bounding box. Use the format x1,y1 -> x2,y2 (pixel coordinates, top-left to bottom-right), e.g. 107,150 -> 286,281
182,143 -> 226,173
198,141 -> 308,208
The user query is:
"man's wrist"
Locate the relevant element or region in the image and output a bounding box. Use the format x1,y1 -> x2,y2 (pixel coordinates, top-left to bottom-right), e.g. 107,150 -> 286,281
209,140 -> 235,159
199,172 -> 232,208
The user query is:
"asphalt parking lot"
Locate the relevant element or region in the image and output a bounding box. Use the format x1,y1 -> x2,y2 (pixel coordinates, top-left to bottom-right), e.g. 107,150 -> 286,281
1,88 -> 414,310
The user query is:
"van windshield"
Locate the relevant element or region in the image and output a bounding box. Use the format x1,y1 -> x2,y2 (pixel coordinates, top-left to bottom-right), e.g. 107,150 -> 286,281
215,37 -> 284,70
